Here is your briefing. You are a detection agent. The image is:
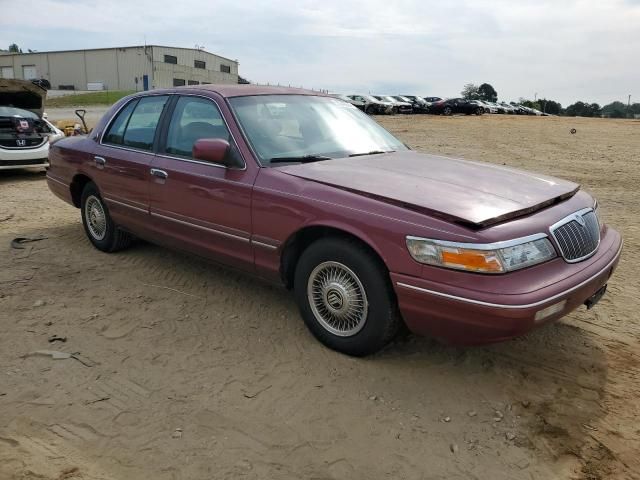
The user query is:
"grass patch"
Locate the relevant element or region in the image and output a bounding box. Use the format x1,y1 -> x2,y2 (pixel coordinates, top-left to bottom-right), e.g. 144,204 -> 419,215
47,90 -> 135,107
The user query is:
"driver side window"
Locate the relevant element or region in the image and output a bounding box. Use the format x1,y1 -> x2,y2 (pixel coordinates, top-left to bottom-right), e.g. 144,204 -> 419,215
164,96 -> 231,159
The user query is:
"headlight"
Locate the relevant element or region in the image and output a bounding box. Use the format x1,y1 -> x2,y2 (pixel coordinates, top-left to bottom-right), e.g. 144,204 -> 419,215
406,234 -> 557,274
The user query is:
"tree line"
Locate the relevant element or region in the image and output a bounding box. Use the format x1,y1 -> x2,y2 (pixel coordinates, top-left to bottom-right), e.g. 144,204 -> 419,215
461,82 -> 639,118
6,43 -> 37,53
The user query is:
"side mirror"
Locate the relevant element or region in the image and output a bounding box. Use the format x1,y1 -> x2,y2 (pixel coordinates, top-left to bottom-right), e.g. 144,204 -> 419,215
192,138 -> 233,166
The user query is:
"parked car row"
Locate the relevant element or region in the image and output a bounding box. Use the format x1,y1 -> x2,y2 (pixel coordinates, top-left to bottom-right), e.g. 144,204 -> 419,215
333,94 -> 433,115
473,100 -> 550,116
331,93 -> 549,116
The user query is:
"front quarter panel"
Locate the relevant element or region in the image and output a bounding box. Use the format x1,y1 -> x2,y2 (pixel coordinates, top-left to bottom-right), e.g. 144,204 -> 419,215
251,167 -> 478,282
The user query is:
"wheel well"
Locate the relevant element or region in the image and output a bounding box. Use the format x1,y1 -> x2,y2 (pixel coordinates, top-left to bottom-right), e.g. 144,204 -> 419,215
280,226 -> 386,289
70,174 -> 93,207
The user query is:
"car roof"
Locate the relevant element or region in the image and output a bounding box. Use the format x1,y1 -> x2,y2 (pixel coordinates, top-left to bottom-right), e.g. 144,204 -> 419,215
131,84 -> 326,98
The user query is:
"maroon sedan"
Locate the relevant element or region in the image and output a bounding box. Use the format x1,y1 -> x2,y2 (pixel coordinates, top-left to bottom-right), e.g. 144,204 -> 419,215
46,85 -> 622,356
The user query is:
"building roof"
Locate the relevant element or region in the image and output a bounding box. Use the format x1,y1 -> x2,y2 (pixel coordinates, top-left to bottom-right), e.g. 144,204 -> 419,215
0,45 -> 238,64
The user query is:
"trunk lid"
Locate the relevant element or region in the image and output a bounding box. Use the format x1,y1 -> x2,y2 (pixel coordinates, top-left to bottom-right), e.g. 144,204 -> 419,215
276,151 -> 579,228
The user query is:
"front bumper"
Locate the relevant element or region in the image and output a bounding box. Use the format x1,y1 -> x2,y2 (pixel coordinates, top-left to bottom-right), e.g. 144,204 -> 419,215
392,227 -> 622,345
0,142 -> 50,170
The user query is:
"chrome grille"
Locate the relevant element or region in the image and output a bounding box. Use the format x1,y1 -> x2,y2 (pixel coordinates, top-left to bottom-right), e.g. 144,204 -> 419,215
550,209 -> 600,262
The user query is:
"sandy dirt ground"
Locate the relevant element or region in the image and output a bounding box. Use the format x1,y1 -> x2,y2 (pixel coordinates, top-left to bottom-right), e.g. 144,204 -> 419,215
1,112 -> 638,480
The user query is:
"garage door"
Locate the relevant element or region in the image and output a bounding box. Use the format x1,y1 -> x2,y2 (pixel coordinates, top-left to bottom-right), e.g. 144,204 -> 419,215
0,66 -> 14,79
22,65 -> 37,80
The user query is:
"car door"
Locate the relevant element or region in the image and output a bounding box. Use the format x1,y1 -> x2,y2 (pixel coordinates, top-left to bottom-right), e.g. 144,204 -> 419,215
147,94 -> 257,272
450,99 -> 461,113
93,95 -> 170,233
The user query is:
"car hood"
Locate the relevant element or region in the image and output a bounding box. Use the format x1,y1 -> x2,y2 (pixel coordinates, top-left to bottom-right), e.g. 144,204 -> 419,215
0,79 -> 46,118
276,151 -> 579,228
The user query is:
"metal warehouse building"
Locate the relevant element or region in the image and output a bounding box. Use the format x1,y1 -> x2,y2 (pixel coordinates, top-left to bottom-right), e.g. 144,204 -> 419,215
0,45 -> 239,91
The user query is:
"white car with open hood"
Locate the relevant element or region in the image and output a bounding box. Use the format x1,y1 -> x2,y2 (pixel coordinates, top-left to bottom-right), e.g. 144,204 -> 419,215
0,79 -> 64,170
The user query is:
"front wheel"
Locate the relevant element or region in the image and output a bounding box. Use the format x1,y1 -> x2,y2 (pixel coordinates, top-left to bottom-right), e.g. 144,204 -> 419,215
294,237 -> 400,356
81,182 -> 132,252
443,106 -> 453,116
475,107 -> 483,115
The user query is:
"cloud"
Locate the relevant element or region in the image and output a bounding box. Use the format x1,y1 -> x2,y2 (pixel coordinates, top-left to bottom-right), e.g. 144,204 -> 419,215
1,0 -> 638,105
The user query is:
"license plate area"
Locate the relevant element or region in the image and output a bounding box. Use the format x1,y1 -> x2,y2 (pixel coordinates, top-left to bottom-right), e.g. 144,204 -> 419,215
585,284 -> 607,310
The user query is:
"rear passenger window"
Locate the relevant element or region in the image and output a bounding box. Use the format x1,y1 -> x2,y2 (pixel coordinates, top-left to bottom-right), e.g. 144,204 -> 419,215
103,100 -> 137,145
122,96 -> 169,150
103,96 -> 168,151
164,96 -> 231,159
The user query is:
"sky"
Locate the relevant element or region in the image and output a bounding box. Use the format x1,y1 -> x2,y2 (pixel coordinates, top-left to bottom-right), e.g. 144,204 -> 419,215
1,0 -> 638,106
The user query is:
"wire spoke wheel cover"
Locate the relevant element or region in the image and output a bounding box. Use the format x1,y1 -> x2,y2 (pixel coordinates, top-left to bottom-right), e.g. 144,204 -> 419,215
85,195 -> 107,240
307,261 -> 369,337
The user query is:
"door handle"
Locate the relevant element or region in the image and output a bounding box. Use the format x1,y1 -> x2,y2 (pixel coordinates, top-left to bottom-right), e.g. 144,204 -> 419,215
150,168 -> 168,179
94,156 -> 106,169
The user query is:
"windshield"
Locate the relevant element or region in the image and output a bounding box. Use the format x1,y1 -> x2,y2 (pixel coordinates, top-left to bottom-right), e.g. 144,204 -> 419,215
229,95 -> 407,165
0,106 -> 39,119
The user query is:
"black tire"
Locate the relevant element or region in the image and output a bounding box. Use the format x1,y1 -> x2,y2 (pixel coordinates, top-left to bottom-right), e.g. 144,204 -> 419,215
475,107 -> 483,115
293,237 -> 400,356
443,106 -> 453,116
80,182 -> 132,252
392,106 -> 399,115
365,105 -> 375,115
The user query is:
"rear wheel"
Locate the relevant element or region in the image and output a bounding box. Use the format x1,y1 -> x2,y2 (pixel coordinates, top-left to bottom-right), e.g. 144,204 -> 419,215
81,182 -> 132,252
475,107 -> 483,115
365,105 -> 375,115
294,237 -> 400,356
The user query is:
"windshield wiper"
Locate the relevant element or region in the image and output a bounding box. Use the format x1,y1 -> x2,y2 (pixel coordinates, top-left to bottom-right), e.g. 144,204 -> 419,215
269,155 -> 332,164
348,150 -> 393,157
